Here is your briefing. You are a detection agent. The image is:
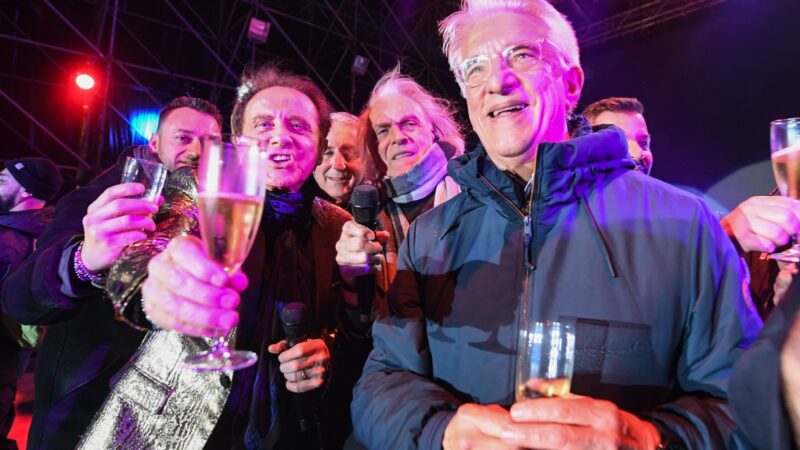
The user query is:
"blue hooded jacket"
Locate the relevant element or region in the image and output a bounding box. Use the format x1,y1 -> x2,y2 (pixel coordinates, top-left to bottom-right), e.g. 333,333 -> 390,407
351,126 -> 762,449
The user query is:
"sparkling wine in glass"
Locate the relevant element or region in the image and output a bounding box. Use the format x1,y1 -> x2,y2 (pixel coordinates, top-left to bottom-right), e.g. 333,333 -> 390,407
515,321 -> 575,401
770,118 -> 800,262
183,134 -> 267,372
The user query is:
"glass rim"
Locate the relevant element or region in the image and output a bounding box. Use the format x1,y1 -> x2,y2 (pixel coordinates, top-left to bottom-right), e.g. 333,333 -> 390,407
124,156 -> 165,167
771,117 -> 800,126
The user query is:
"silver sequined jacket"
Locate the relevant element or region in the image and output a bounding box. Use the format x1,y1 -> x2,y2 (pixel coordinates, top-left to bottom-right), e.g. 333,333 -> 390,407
76,179 -> 355,449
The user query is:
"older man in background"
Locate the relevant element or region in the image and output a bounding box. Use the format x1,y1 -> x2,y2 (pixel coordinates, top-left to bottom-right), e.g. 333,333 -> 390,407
314,111 -> 363,209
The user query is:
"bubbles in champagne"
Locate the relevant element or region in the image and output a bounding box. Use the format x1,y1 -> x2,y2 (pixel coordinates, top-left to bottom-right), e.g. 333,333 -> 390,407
198,193 -> 264,272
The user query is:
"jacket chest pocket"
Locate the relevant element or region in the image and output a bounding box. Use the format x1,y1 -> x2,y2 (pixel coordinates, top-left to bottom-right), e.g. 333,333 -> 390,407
566,318 -> 671,412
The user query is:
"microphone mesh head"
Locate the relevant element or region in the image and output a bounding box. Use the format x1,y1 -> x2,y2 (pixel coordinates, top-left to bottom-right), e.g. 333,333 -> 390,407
352,184 -> 379,224
280,302 -> 306,326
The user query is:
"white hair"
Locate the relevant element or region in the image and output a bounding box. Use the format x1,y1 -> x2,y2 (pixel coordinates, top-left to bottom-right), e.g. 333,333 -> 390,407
365,65 -> 464,157
439,0 -> 580,93
330,111 -> 359,127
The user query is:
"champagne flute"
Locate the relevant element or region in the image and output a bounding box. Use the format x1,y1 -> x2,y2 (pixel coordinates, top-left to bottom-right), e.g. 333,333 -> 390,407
770,118 -> 800,262
183,134 -> 267,371
515,320 -> 575,401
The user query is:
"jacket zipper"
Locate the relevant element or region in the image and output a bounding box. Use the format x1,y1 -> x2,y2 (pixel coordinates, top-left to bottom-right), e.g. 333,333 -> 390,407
478,161 -> 541,396
477,175 -> 536,271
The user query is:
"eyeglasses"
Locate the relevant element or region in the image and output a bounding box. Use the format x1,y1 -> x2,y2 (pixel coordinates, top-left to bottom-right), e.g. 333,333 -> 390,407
457,39 -> 564,88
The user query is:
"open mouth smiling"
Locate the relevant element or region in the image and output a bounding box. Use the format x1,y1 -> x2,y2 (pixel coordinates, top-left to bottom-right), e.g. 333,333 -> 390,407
392,150 -> 416,160
488,103 -> 528,118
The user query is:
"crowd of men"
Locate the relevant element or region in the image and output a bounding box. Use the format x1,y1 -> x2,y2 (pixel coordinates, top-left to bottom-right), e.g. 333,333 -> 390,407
1,0 -> 800,449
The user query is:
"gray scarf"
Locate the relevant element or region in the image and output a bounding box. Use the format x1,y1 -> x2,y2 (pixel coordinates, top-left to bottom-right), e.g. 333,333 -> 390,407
383,143 -> 448,203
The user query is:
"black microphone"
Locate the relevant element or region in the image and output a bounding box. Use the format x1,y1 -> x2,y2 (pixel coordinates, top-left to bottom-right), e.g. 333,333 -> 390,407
351,185 -> 380,323
279,302 -> 314,434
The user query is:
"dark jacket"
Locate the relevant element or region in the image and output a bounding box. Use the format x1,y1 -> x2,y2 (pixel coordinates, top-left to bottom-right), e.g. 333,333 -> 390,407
74,187 -> 368,450
351,127 -> 763,450
0,207 -> 53,384
730,274 -> 800,450
0,152 -> 147,450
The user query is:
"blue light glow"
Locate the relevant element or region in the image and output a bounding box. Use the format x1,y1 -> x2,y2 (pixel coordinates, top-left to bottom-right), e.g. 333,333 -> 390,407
129,109 -> 160,142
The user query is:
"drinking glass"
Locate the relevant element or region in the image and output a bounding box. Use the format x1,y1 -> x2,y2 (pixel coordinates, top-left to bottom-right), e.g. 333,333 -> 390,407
121,157 -> 167,202
515,320 -> 575,401
770,117 -> 800,262
183,134 -> 267,371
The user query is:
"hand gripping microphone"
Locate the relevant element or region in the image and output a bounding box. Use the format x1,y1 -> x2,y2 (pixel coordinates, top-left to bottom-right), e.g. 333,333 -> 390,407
279,302 -> 314,434
350,185 -> 380,324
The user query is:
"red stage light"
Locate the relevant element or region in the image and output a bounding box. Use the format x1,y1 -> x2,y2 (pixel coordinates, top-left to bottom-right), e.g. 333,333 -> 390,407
75,73 -> 95,90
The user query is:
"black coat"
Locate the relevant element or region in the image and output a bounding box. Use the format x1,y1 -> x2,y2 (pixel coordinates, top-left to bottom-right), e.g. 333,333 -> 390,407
0,207 -> 53,384
730,275 -> 800,450
0,159 -> 145,450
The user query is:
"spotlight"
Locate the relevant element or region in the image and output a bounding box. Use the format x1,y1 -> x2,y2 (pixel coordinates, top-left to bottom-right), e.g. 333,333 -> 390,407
248,17 -> 270,44
351,55 -> 369,76
75,73 -> 95,90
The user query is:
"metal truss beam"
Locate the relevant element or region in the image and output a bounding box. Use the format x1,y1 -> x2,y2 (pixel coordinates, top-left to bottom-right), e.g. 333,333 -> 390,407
42,0 -> 161,106
0,117 -> 80,172
163,0 -> 239,82
0,33 -> 234,92
0,88 -> 92,169
254,3 -> 348,110
578,0 -> 727,47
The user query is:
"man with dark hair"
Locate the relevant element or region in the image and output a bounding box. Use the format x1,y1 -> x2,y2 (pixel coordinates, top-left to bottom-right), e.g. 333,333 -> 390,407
0,97 -> 221,450
0,157 -> 62,450
77,66 -> 366,450
583,97 -> 652,174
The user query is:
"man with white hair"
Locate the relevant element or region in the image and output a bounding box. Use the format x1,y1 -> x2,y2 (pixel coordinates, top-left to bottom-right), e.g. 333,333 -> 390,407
350,1 -> 762,449
336,66 -> 463,298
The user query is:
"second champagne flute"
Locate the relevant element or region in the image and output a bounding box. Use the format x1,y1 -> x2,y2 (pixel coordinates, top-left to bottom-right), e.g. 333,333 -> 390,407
770,117 -> 800,262
183,134 -> 268,372
515,320 -> 575,401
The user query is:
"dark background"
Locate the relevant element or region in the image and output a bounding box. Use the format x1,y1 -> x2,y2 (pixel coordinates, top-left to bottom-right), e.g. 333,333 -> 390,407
1,0 -> 799,211
579,0 -> 800,210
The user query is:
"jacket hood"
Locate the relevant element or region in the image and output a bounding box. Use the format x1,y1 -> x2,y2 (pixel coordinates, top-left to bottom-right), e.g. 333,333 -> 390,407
448,125 -> 635,220
0,206 -> 54,237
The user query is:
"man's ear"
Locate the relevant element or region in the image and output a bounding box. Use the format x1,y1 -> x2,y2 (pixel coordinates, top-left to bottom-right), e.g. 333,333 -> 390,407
148,132 -> 160,155
563,66 -> 584,112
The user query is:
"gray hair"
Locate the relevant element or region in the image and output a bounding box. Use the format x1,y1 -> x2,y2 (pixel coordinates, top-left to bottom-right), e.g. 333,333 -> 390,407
365,65 -> 464,156
439,0 -> 580,95
330,111 -> 359,129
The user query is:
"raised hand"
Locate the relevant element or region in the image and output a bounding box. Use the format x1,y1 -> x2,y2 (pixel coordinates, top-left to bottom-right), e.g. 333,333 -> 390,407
80,183 -> 159,272
721,196 -> 800,254
141,235 -> 248,337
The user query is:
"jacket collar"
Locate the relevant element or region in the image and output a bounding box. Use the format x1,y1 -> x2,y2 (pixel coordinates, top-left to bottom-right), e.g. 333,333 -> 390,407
0,206 -> 54,236
447,126 -> 635,223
